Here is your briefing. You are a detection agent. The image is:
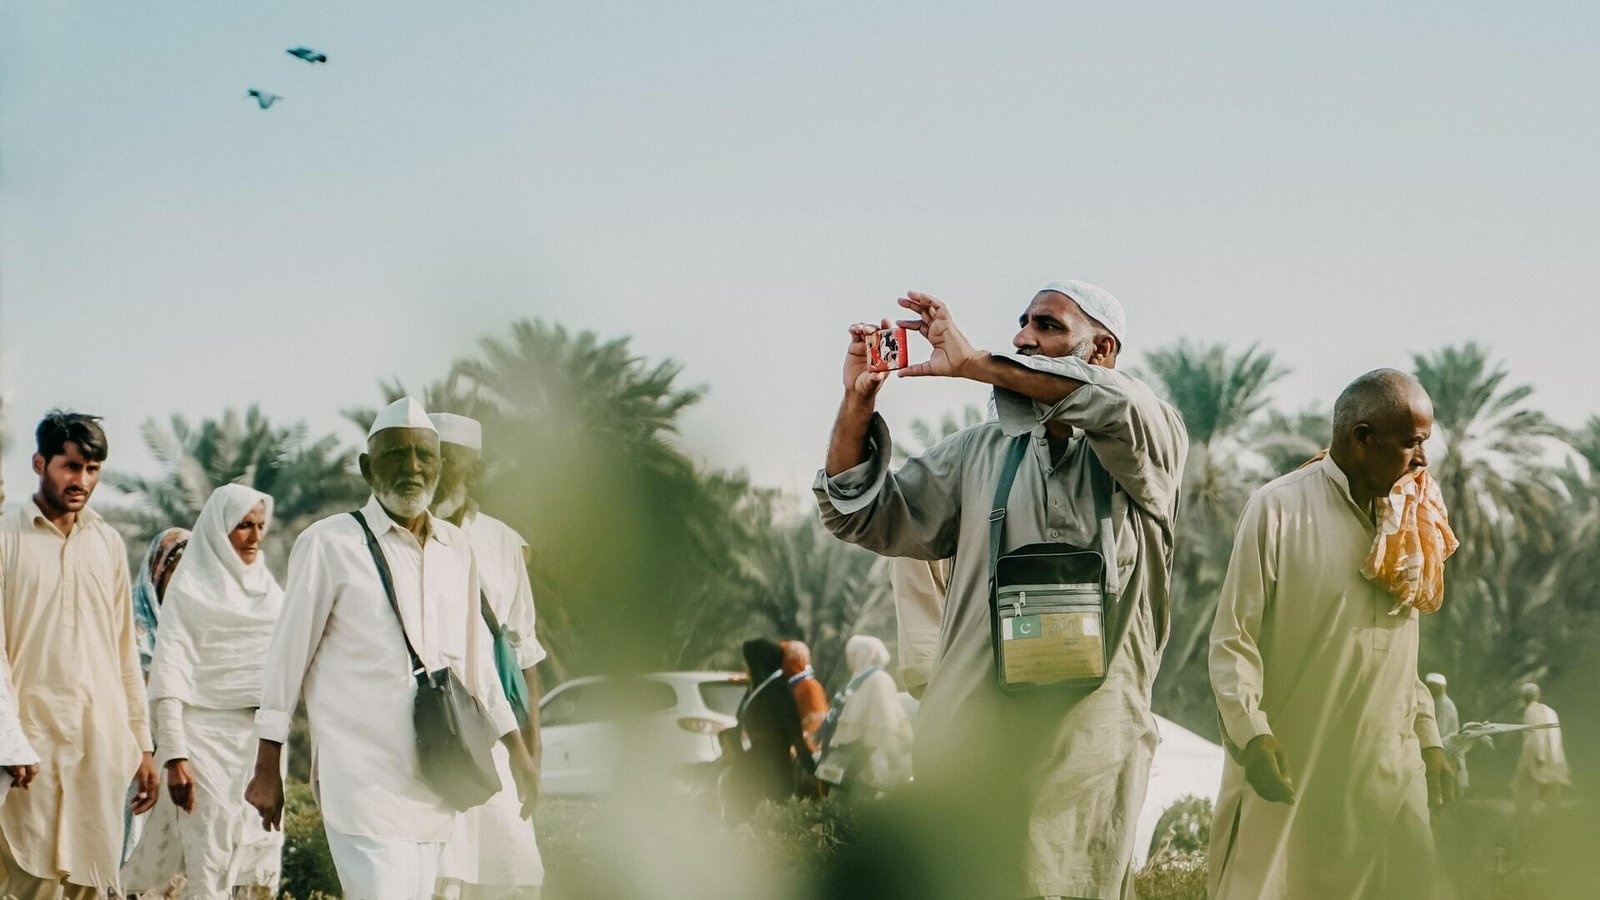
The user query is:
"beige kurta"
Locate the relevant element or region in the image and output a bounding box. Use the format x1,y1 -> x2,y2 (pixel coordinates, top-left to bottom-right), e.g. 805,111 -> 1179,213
1208,457 -> 1444,900
888,557 -> 949,697
0,501 -> 153,888
815,355 -> 1187,900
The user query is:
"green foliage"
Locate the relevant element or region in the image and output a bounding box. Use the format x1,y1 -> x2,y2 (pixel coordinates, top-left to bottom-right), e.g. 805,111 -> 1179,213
280,780 -> 340,899
1148,794 -> 1213,856
106,405 -> 366,574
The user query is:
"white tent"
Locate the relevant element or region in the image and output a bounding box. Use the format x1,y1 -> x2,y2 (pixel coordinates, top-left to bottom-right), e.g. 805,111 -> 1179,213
1135,715 -> 1225,863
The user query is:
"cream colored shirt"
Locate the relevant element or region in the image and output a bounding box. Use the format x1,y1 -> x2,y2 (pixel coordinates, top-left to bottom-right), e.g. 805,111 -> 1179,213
0,500 -> 152,887
255,496 -> 517,842
888,558 -> 949,697
1208,457 -> 1443,899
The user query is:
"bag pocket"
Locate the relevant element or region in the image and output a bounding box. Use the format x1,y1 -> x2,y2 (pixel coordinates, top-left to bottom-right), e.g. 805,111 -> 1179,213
994,583 -> 1107,690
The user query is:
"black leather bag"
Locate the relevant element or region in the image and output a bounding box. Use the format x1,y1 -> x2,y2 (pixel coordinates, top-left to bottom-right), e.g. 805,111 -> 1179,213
351,511 -> 502,810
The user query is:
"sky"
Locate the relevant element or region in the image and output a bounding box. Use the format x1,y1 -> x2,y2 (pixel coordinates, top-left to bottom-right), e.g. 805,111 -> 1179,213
3,1 -> 1598,509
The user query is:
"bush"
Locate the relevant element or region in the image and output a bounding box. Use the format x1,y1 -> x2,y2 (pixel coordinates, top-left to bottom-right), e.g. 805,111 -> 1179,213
280,779 -> 340,899
1148,794 -> 1213,857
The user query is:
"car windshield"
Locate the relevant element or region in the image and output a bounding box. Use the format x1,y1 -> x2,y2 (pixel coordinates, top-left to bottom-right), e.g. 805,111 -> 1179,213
698,680 -> 747,717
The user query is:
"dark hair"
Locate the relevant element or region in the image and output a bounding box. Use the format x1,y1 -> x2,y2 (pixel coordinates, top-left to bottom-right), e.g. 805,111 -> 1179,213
742,638 -> 785,682
35,410 -> 109,462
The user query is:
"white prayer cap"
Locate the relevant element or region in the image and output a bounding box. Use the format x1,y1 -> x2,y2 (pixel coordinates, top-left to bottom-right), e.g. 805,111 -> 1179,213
1424,672 -> 1447,687
367,397 -> 437,440
1039,279 -> 1127,348
429,413 -> 482,451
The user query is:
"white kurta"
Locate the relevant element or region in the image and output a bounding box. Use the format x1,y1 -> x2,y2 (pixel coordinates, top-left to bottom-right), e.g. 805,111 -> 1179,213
256,496 -> 518,844
1208,456 -> 1444,899
440,505 -> 546,891
816,355 -> 1187,899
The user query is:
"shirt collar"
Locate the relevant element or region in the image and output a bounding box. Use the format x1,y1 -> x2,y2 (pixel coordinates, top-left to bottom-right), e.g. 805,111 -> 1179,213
24,498 -> 102,534
1313,455 -> 1377,527
360,494 -> 452,546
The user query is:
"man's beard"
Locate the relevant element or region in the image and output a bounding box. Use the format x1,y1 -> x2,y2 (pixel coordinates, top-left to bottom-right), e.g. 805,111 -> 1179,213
432,482 -> 469,519
375,483 -> 435,519
1019,338 -> 1096,363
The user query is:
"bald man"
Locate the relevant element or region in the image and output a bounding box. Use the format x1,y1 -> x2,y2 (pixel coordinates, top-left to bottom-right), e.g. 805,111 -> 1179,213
1208,369 -> 1456,899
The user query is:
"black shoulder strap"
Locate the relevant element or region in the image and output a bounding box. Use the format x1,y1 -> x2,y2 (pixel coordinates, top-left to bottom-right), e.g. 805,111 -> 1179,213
987,436 -> 1030,594
350,511 -> 427,680
480,588 -> 504,636
987,436 -> 1121,594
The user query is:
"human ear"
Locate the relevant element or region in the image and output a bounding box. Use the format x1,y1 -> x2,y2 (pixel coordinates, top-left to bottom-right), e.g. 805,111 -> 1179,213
31,454 -> 44,477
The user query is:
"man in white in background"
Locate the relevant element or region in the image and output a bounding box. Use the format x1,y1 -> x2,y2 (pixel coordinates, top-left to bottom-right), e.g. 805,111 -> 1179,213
1512,682 -> 1569,819
245,398 -> 538,900
1425,673 -> 1467,792
430,412 -> 546,900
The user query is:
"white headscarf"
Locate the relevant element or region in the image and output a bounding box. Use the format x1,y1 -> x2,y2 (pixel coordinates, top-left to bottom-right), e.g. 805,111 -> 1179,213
146,484 -> 284,709
829,635 -> 913,791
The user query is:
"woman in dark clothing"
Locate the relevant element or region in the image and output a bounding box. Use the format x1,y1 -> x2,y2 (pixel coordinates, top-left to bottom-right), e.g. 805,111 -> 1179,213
721,638 -> 815,821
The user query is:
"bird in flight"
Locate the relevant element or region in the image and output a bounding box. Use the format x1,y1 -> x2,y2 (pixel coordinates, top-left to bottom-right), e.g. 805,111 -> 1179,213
287,46 -> 328,64
247,90 -> 283,109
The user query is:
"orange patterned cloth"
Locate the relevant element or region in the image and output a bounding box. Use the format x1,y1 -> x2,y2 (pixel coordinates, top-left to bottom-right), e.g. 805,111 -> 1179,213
1302,452 -> 1459,613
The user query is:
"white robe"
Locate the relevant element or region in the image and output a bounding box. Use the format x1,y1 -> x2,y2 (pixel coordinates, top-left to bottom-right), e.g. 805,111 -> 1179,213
1208,456 -> 1444,899
439,506 -> 546,892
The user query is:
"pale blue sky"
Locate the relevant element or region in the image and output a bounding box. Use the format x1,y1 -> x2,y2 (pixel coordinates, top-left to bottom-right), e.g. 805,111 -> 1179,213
4,1 -> 1597,505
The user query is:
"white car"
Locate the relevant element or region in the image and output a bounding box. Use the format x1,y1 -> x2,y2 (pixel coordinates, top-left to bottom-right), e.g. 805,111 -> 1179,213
538,671 -> 748,796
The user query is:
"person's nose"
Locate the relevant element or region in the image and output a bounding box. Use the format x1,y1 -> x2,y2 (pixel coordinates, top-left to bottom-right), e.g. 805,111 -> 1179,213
1013,328 -> 1033,351
1413,448 -> 1428,469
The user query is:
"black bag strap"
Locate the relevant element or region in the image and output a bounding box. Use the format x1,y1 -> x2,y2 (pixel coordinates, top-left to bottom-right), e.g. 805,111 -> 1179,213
350,511 -> 428,681
480,589 -> 504,637
987,435 -> 1121,596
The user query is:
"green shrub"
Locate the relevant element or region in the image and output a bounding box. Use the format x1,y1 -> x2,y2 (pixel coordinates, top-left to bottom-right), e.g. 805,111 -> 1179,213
280,779 -> 340,899
1148,794 -> 1213,857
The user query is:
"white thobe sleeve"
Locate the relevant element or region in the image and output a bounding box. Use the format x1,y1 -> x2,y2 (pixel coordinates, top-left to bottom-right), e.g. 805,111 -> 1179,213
1004,355 -> 1189,524
0,564 -> 40,767
506,538 -> 546,669
154,698 -> 189,766
814,414 -> 969,561
111,533 -> 156,753
1412,678 -> 1443,750
256,531 -> 337,744
466,557 -> 519,738
1210,492 -> 1277,753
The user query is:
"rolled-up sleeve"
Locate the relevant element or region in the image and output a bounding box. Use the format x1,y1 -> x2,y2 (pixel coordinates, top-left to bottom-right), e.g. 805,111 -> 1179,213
1413,678 -> 1443,750
1210,492 -> 1278,753
1002,355 -> 1187,525
154,697 -> 189,766
256,531 -> 336,744
814,414 -> 967,561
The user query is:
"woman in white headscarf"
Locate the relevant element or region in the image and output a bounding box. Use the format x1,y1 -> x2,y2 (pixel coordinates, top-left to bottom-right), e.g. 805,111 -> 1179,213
143,484 -> 285,899
815,635 -> 913,798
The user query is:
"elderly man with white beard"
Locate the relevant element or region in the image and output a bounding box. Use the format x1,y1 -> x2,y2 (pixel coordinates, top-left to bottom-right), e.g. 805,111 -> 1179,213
245,398 -> 537,900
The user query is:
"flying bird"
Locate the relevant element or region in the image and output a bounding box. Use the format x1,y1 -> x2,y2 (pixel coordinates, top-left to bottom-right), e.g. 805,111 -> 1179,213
287,46 -> 328,64
247,90 -> 283,110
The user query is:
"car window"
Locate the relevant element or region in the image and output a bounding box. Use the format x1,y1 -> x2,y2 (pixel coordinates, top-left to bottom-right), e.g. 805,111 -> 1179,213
541,679 -> 677,727
698,680 -> 748,717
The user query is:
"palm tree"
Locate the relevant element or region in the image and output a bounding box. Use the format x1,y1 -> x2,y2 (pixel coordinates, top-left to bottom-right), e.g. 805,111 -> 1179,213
107,406 -> 366,572
731,515 -> 894,688
1137,342 -> 1289,732
1410,345 -> 1577,718
432,319 -> 750,676
1413,344 -> 1567,583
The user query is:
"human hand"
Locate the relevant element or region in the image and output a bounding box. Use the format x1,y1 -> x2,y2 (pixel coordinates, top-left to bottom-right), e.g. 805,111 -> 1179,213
4,764 -> 38,790
166,758 -> 197,812
1423,746 -> 1457,808
1241,734 -> 1296,804
510,745 -> 540,820
895,292 -> 980,379
244,741 -> 285,831
842,321 -> 893,404
130,752 -> 160,814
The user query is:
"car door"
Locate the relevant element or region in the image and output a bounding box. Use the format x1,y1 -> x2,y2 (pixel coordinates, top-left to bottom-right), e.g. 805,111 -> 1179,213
538,680 -> 621,796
